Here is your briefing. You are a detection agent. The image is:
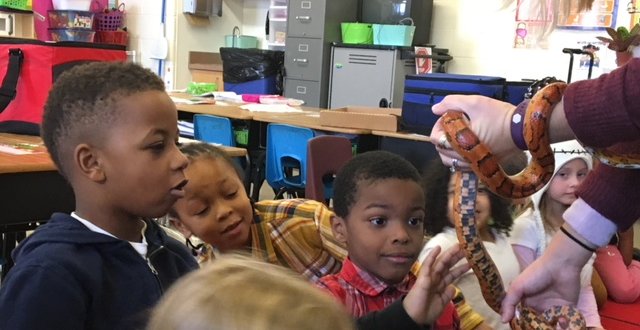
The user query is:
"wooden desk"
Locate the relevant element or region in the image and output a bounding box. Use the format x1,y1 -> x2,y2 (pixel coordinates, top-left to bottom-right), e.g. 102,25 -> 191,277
175,103 -> 254,120
252,111 -> 371,135
0,133 -> 75,278
371,130 -> 431,142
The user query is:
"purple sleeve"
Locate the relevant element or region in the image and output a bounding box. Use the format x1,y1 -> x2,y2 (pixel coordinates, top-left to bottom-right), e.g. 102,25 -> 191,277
563,58 -> 640,148
562,59 -> 640,230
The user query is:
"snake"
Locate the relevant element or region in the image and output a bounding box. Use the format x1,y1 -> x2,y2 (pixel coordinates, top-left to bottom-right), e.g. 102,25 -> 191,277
441,82 -> 588,329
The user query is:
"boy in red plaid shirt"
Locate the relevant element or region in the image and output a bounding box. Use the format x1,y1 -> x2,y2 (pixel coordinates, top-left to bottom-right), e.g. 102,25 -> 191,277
318,151 -> 468,330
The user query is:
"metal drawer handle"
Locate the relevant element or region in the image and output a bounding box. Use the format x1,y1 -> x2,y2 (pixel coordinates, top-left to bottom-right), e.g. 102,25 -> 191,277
295,16 -> 310,21
293,58 -> 308,63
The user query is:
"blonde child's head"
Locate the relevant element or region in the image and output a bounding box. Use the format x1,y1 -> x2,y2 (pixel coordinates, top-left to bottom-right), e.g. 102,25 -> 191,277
147,253 -> 355,330
533,140 -> 592,231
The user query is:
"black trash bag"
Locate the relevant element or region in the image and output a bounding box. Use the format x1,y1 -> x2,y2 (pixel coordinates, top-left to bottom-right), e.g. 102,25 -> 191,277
220,47 -> 285,94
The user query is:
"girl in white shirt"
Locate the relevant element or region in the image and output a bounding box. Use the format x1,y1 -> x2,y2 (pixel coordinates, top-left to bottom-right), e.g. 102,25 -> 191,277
419,159 -> 520,330
510,140 -> 603,330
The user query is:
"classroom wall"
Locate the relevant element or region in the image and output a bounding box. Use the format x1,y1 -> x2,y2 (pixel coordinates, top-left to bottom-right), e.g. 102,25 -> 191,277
430,0 -> 632,81
119,0 -> 269,89
122,0 -> 633,87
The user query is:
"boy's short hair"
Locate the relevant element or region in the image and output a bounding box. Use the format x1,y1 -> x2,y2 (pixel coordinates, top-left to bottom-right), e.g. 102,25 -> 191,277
179,142 -> 244,179
41,62 -> 165,179
333,150 -> 420,218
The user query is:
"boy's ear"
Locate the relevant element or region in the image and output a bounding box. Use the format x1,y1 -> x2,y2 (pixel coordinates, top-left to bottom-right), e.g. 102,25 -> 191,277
330,215 -> 347,244
75,143 -> 105,182
170,218 -> 193,238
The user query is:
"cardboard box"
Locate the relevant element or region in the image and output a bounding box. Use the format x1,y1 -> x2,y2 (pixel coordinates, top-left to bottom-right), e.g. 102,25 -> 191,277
319,107 -> 401,131
188,51 -> 224,91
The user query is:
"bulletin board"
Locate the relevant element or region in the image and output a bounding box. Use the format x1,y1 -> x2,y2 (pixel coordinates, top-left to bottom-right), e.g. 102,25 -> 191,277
556,0 -> 618,30
631,0 -> 640,26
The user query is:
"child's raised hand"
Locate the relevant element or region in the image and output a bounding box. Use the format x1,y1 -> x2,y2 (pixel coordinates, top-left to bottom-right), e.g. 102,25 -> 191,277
403,245 -> 470,325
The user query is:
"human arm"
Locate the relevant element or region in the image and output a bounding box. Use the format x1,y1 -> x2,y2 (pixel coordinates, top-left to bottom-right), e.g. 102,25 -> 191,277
0,264 -> 87,329
576,284 -> 603,329
357,245 -> 470,329
501,229 -> 593,323
429,94 -> 574,168
403,245 -> 470,326
511,244 -> 536,271
617,226 -> 635,266
430,58 -> 640,167
356,298 -> 430,330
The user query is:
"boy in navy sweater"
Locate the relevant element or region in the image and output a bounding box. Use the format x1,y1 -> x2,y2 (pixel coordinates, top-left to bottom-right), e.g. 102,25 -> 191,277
0,62 -> 198,329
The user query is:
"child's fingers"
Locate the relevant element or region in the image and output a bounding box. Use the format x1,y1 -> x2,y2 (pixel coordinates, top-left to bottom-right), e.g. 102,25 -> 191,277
414,246 -> 442,288
433,245 -> 465,274
446,263 -> 471,284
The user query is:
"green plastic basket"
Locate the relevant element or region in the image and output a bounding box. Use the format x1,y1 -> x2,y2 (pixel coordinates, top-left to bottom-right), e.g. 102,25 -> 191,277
341,22 -> 373,45
372,24 -> 415,46
0,0 -> 30,11
234,128 -> 249,146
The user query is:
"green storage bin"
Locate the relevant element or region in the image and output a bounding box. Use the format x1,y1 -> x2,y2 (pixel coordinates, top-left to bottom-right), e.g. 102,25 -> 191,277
224,35 -> 258,49
372,24 -> 415,46
340,22 -> 373,45
234,128 -> 249,146
0,0 -> 30,11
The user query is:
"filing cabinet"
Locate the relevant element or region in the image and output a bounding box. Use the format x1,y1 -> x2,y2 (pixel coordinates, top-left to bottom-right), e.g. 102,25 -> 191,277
328,45 -> 414,109
283,0 -> 358,108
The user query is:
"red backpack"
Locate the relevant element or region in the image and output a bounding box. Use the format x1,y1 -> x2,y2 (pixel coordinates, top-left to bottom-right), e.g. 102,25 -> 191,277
0,37 -> 127,135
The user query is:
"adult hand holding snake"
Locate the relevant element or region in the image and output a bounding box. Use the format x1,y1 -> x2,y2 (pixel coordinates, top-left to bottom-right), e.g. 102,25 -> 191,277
430,94 -> 574,169
428,58 -> 640,328
429,81 -> 612,328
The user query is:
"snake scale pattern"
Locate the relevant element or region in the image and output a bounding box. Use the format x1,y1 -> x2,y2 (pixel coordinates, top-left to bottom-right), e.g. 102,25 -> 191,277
442,82 -> 587,330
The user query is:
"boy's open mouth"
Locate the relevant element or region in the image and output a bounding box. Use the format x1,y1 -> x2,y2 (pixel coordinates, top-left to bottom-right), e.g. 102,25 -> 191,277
170,179 -> 189,197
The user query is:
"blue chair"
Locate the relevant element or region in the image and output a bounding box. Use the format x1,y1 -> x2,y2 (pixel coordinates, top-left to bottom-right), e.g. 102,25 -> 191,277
265,123 -> 315,199
193,114 -> 235,146
193,114 -> 252,194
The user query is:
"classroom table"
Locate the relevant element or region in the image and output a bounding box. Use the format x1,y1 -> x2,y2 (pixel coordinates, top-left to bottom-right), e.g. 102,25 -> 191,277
174,102 -> 380,200
0,133 -> 245,279
0,133 -> 74,279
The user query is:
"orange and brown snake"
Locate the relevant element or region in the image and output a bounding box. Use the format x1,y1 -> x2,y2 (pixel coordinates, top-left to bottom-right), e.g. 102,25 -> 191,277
442,82 -> 588,329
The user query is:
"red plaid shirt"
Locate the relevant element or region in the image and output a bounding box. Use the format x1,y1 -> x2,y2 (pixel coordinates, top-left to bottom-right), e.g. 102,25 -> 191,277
318,258 -> 460,329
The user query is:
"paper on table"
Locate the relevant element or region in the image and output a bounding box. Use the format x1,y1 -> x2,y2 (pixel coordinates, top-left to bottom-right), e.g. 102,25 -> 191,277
239,104 -> 303,113
170,96 -> 215,105
178,137 -> 221,146
0,143 -> 46,155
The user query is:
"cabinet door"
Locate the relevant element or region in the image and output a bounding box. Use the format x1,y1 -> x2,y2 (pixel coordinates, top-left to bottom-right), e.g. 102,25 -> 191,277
329,47 -> 396,109
284,37 -> 324,80
284,78 -> 322,108
287,0 -> 326,38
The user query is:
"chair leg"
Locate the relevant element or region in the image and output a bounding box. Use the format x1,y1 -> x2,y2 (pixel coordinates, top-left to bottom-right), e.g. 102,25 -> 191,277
274,187 -> 287,200
248,150 -> 266,201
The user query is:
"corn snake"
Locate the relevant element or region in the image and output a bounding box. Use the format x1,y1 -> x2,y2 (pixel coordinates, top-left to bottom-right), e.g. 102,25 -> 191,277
442,82 -> 587,329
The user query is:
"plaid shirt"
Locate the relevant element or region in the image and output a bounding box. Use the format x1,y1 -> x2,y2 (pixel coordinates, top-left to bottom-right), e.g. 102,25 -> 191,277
198,199 -> 347,282
318,258 -> 460,330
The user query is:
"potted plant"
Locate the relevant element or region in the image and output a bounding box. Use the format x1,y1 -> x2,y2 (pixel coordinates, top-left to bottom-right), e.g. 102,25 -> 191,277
596,24 -> 640,66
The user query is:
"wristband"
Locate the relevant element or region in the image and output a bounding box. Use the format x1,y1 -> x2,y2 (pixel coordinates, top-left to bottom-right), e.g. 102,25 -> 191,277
560,226 -> 597,253
510,100 -> 529,150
